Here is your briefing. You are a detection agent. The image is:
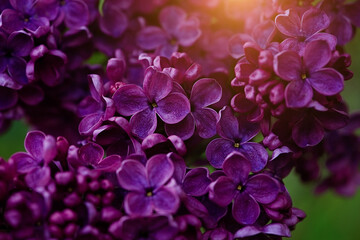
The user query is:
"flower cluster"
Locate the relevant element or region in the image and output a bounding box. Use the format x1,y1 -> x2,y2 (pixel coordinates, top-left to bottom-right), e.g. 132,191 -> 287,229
1,0 -> 360,239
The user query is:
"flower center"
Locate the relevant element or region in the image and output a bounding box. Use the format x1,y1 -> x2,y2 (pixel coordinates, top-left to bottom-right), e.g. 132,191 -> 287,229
151,102 -> 158,108
237,185 -> 243,191
234,142 -> 240,148
301,73 -> 307,80
146,190 -> 153,197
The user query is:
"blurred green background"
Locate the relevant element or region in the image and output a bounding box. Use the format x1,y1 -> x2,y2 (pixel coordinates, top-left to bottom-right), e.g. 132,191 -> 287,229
1,32 -> 360,240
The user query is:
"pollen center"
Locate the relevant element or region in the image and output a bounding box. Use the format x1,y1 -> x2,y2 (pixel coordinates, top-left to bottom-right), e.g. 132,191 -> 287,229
151,102 -> 158,108
146,191 -> 153,197
237,185 -> 243,191
301,73 -> 307,80
234,142 -> 240,148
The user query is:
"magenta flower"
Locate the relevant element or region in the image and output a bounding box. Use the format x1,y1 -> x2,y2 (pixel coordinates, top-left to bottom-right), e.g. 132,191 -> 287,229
117,154 -> 180,216
206,106 -> 268,171
274,40 -> 344,108
113,67 -> 190,139
209,152 -> 280,225
136,6 -> 201,58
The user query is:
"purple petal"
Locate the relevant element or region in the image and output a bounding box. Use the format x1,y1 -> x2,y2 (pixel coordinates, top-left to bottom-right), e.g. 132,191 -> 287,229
117,160 -> 148,191
209,176 -> 236,206
124,192 -> 152,216
344,1 -> 360,27
222,152 -> 251,185
63,0 -> 89,29
0,87 -> 18,111
78,112 -> 103,136
113,84 -> 148,116
78,142 -> 104,166
206,138 -> 235,168
252,20 -> 276,49
246,174 -> 279,204
301,8 -> 330,37
25,166 -> 51,188
263,223 -> 291,237
190,78 -> 222,108
156,92 -> 190,124
239,142 -> 268,172
193,108 -> 218,139
99,3 -> 127,37
10,152 -> 37,173
136,26 -> 168,50
216,106 -> 239,140
165,114 -> 195,140
274,51 -> 301,81
152,186 -> 179,214
315,109 -> 348,131
285,80 -> 313,108
146,154 -> 174,188
8,56 -> 28,85
42,135 -> 56,164
233,193 -> 260,225
0,9 -> 24,33
130,108 -> 157,139
25,131 -> 45,161
182,167 -> 211,196
175,21 -> 201,47
8,31 -> 34,57
292,115 -> 324,148
143,67 -> 172,103
303,40 -> 331,72
275,9 -> 301,37
328,16 -> 353,46
159,6 -> 186,35
18,84 -> 43,105
228,33 -> 253,59
308,68 -> 344,96
88,74 -> 103,102
306,32 -> 337,51
96,155 -> 122,171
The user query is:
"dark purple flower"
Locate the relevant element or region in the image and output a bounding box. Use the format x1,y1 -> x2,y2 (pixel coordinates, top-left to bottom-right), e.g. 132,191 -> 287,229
234,223 -> 291,239
206,106 -> 268,171
26,44 -> 67,87
165,78 -> 222,140
209,152 -> 280,224
274,40 -> 344,108
78,74 -> 115,135
67,142 -> 122,171
9,130 -> 57,188
136,6 -> 201,58
99,0 -> 129,38
0,0 -> 50,37
275,8 -> 336,55
0,30 -> 33,86
142,133 -> 186,158
109,215 -> 178,240
117,154 -> 179,216
113,67 -> 190,139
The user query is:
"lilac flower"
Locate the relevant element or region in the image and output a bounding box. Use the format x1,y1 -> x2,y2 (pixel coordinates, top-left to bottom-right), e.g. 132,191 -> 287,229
136,6 -> 201,58
113,67 -> 190,139
93,117 -> 141,157
109,215 -> 179,240
275,8 -> 336,55
142,133 -> 186,158
209,152 -> 280,224
165,78 -> 222,140
117,154 -> 180,216
67,142 -> 122,171
206,106 -> 268,171
9,130 -> 57,188
78,74 -> 115,135
0,30 -> 33,86
0,0 -> 50,37
99,0 -> 129,38
234,223 -> 291,239
320,0 -> 360,45
274,40 -> 344,108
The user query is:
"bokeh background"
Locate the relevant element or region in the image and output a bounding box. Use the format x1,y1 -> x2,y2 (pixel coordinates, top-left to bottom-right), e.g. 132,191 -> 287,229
1,33 -> 360,240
